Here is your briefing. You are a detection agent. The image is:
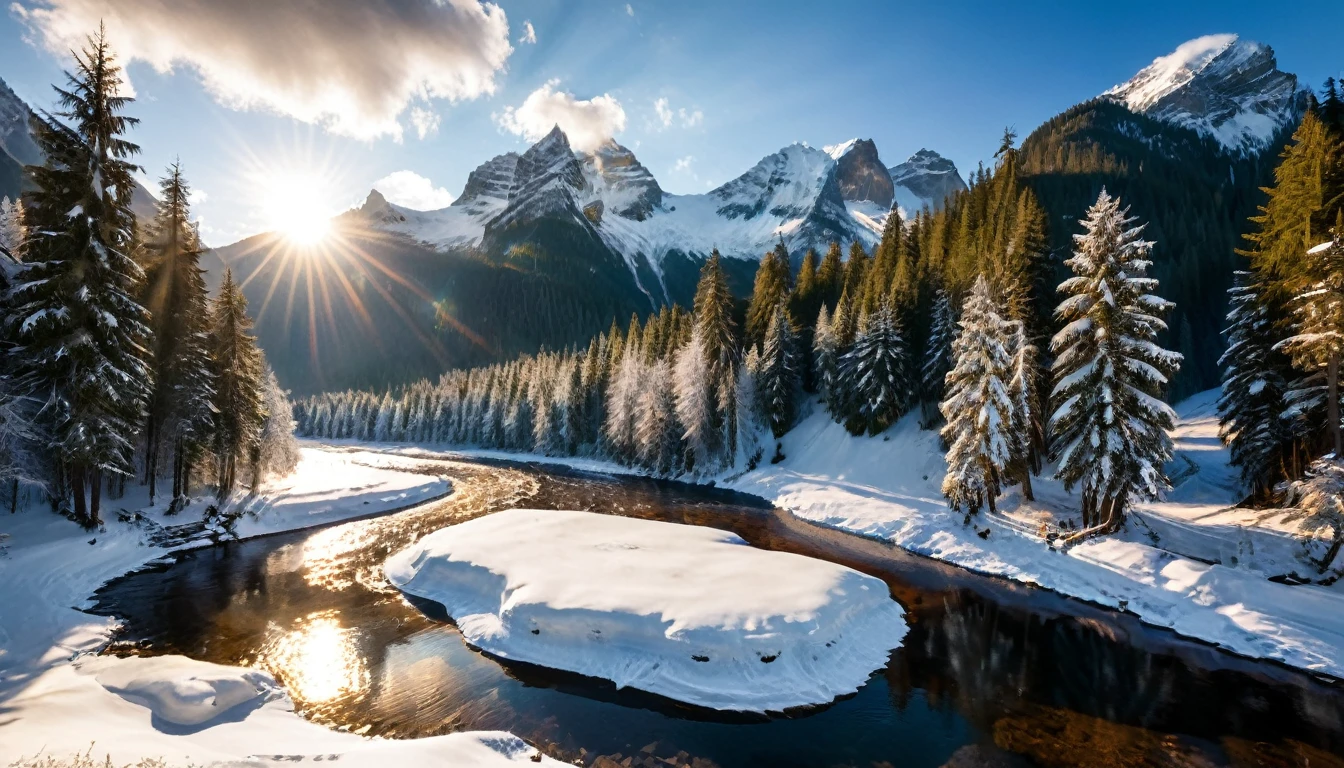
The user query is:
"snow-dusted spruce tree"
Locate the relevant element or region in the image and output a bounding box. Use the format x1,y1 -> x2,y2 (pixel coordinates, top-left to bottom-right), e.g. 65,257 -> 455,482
735,347 -> 765,469
1276,235 -> 1344,457
6,28 -> 152,525
1280,455 -> 1344,573
673,329 -> 715,473
825,289 -> 859,420
1049,189 -> 1182,533
920,286 -> 956,428
635,359 -> 679,475
755,301 -> 799,438
140,162 -> 215,505
604,341 -> 644,465
210,269 -> 265,498
252,365 -> 300,489
691,250 -> 740,468
839,301 -> 913,436
0,377 -> 43,514
812,304 -> 837,405
940,275 -> 1014,514
1218,271 -> 1294,496
0,196 -> 24,259
1006,317 -> 1040,501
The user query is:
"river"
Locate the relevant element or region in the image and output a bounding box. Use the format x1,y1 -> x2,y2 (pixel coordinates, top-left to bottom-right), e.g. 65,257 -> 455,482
89,452 -> 1344,767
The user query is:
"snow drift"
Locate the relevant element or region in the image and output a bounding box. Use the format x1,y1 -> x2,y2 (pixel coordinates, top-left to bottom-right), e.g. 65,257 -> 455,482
93,655 -> 278,726
385,508 -> 908,712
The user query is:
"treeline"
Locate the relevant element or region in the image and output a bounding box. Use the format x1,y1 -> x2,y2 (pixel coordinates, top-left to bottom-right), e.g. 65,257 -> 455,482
1218,88 -> 1344,531
0,29 -> 298,526
300,127 -> 1190,536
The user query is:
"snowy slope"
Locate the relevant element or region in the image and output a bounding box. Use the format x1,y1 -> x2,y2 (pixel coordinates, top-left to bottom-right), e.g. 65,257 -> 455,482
1103,34 -> 1307,155
387,508 -> 907,712
887,149 -> 968,217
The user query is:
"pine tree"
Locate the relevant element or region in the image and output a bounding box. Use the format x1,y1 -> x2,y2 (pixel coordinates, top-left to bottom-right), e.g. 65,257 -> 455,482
755,301 -> 799,437
1280,455 -> 1344,572
736,347 -> 765,469
940,275 -> 1013,514
0,196 -> 24,260
5,27 -> 151,525
815,241 -> 844,309
691,250 -> 740,466
253,365 -> 299,488
1218,271 -> 1295,496
209,269 -> 265,498
840,301 -> 913,436
1006,317 -> 1041,500
673,329 -> 714,473
140,162 -> 214,505
920,286 -> 957,428
1049,190 -> 1183,533
812,304 -> 838,407
745,240 -> 791,348
1277,234 -> 1344,456
635,359 -> 679,475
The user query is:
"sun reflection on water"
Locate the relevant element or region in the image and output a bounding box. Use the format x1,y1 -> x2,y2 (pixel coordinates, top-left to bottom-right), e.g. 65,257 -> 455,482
258,610 -> 369,707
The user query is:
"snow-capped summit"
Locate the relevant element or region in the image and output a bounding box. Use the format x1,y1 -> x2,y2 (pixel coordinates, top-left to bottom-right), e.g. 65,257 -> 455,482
452,151 -> 519,217
581,140 -> 663,221
887,149 -> 967,216
0,77 -> 41,168
1103,34 -> 1307,154
491,125 -> 589,230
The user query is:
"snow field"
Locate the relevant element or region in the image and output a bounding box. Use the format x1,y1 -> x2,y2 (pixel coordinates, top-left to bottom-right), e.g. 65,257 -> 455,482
386,508 -> 908,712
0,447 -> 558,767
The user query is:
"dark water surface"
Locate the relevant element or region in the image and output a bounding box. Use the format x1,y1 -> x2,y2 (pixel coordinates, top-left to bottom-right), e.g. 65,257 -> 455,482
91,452 -> 1344,767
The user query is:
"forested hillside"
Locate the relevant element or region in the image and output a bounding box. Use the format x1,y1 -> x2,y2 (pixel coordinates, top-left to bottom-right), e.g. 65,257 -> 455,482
1020,99 -> 1288,399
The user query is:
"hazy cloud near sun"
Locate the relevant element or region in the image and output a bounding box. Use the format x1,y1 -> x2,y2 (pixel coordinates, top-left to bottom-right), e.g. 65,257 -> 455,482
11,0 -> 513,141
372,170 -> 455,211
494,80 -> 626,152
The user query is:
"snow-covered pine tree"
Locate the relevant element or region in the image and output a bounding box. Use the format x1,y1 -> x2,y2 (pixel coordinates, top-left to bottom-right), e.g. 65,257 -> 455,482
839,301 -> 913,436
1277,234 -> 1344,457
140,162 -> 215,505
673,329 -> 715,473
0,196 -> 24,260
755,302 -> 799,438
1280,454 -> 1344,573
209,269 -> 265,498
604,344 -> 643,464
253,365 -> 299,488
825,288 -> 858,420
939,276 -> 1014,513
812,304 -> 837,407
635,360 -> 679,475
1049,189 -> 1183,533
1218,270 -> 1295,496
692,250 -> 740,465
1006,317 -> 1041,500
6,28 -> 152,525
920,286 -> 957,428
736,346 -> 765,469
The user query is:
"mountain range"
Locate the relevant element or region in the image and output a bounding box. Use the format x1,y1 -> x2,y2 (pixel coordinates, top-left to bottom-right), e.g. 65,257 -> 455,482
0,34 -> 1312,397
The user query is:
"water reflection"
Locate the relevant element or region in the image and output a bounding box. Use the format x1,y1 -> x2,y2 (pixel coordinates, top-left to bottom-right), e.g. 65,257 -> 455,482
90,455 -> 1344,767
257,609 -> 368,706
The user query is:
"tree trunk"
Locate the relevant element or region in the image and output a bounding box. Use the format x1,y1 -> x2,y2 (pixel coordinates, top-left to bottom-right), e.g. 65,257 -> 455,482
1330,352 -> 1341,457
10,478 -> 17,514
71,467 -> 87,524
89,469 -> 102,526
1020,468 -> 1035,502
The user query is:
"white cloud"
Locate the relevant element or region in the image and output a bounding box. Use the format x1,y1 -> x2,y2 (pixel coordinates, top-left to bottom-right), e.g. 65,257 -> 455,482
409,106 -> 441,140
673,155 -> 694,172
494,80 -> 626,152
188,188 -> 208,206
625,3 -> 634,16
372,170 -> 455,211
12,0 -> 513,141
650,97 -> 703,131
519,19 -> 536,44
654,97 -> 673,128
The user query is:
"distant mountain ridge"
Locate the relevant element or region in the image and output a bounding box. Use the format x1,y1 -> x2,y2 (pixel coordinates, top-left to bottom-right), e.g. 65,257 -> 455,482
1102,34 -> 1307,155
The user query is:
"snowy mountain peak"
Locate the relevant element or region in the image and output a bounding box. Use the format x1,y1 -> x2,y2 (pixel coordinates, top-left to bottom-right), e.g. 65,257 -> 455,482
830,138 -> 894,210
0,76 -> 41,168
579,140 -> 664,221
887,149 -> 967,215
823,138 -> 859,161
1103,34 -> 1307,154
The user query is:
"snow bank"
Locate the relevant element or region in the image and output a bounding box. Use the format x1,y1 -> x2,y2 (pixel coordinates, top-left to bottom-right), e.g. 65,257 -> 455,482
386,509 -> 907,712
93,655 -> 278,726
0,447 -> 560,767
728,390 -> 1344,678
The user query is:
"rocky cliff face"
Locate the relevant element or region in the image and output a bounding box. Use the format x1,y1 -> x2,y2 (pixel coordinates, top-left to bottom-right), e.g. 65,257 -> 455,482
828,138 -> 895,210
1103,34 -> 1306,155
452,152 -> 519,216
580,141 -> 663,221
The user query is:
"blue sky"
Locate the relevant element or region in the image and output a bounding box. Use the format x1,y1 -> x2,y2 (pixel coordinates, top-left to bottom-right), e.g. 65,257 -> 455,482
0,0 -> 1340,245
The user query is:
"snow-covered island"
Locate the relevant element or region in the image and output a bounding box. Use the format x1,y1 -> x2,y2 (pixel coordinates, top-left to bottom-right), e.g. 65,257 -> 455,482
385,508 -> 908,712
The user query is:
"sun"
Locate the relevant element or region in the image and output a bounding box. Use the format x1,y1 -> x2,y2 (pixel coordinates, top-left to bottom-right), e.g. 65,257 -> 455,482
260,169 -> 336,246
